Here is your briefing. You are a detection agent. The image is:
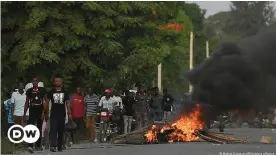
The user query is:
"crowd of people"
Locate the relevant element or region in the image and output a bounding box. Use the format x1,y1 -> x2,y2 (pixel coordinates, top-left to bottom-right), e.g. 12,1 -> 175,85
4,75 -> 175,153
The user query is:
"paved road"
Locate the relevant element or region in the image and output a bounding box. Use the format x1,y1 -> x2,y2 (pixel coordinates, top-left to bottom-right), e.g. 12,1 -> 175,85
34,128 -> 276,155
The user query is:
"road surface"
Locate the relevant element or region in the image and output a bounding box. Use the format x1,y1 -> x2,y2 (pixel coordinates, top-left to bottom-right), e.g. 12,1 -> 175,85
34,128 -> 276,155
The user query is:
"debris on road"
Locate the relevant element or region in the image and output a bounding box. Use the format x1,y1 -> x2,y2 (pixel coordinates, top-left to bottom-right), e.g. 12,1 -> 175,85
112,104 -> 250,145
112,126 -> 249,145
193,130 -> 249,144
112,126 -> 150,144
260,136 -> 272,144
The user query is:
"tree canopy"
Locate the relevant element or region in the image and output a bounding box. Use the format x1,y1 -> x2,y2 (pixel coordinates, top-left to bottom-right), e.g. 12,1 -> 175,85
2,1 -> 200,95
203,1 -> 275,53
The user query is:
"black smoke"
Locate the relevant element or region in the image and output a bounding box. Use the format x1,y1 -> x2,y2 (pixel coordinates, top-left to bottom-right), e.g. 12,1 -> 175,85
188,29 -> 276,112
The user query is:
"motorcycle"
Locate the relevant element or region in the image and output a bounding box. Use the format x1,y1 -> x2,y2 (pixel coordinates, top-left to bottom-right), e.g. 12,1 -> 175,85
253,112 -> 271,128
96,108 -> 119,143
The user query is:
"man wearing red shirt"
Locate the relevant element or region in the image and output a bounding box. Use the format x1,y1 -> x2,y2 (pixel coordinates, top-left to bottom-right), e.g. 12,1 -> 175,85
71,87 -> 85,133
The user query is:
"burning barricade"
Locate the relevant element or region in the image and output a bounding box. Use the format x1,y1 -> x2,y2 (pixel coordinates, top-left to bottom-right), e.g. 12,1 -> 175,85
145,104 -> 204,143
112,104 -> 249,144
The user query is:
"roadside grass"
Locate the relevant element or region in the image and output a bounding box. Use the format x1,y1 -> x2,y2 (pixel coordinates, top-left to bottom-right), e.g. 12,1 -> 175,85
1,136 -> 25,154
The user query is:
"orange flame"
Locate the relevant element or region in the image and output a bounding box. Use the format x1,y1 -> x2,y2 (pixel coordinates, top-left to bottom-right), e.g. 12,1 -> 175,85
144,125 -> 158,143
145,104 -> 204,143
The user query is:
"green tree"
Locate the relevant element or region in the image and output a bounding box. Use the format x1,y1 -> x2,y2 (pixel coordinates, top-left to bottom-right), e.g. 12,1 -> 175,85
269,17 -> 276,28
204,11 -> 232,38
178,2 -> 207,65
203,11 -> 242,52
161,9 -> 193,92
1,1 -> 193,95
227,1 -> 274,37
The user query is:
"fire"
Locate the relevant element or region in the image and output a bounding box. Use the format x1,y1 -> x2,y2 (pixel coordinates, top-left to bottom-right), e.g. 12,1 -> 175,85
145,104 -> 204,143
144,125 -> 158,142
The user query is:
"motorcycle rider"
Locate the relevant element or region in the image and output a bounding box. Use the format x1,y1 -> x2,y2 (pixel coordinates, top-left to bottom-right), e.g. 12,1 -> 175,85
218,113 -> 226,132
257,111 -> 264,128
97,89 -> 123,141
98,89 -> 123,111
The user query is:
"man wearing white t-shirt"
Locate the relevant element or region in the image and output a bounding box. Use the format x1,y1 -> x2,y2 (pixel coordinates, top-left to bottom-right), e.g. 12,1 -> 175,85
112,91 -> 124,109
11,82 -> 28,125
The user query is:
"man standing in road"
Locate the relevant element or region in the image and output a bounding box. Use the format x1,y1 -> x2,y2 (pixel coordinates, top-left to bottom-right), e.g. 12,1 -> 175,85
135,86 -> 149,129
112,90 -> 124,134
150,87 -> 163,121
45,76 -> 72,152
71,87 -> 85,134
24,77 -> 47,153
11,82 -> 27,126
123,90 -> 135,133
162,89 -> 174,121
84,87 -> 99,142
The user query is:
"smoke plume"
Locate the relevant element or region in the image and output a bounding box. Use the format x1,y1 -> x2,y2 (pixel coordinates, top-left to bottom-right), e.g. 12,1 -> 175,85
188,29 -> 276,112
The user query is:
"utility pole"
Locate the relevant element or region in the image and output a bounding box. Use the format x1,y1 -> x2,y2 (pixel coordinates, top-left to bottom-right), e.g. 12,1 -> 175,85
206,41 -> 209,58
189,32 -> 194,93
158,63 -> 162,93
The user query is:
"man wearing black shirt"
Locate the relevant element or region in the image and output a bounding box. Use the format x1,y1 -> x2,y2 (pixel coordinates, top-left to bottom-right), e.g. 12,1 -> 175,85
150,87 -> 163,121
45,76 -> 72,152
122,91 -> 135,134
162,89 -> 174,121
24,77 -> 47,153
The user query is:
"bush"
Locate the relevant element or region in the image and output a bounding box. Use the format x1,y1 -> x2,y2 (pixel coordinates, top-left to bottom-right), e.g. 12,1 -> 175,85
1,137 -> 25,154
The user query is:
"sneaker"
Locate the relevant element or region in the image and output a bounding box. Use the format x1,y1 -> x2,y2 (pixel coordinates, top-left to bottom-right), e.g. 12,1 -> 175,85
94,139 -> 98,143
28,147 -> 34,153
57,147 -> 63,152
35,147 -> 43,151
67,143 -> 71,147
50,147 -> 56,152
89,139 -> 95,143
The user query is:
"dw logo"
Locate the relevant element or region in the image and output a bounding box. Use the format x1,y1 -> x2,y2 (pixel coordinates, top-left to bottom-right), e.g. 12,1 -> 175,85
7,125 -> 40,143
